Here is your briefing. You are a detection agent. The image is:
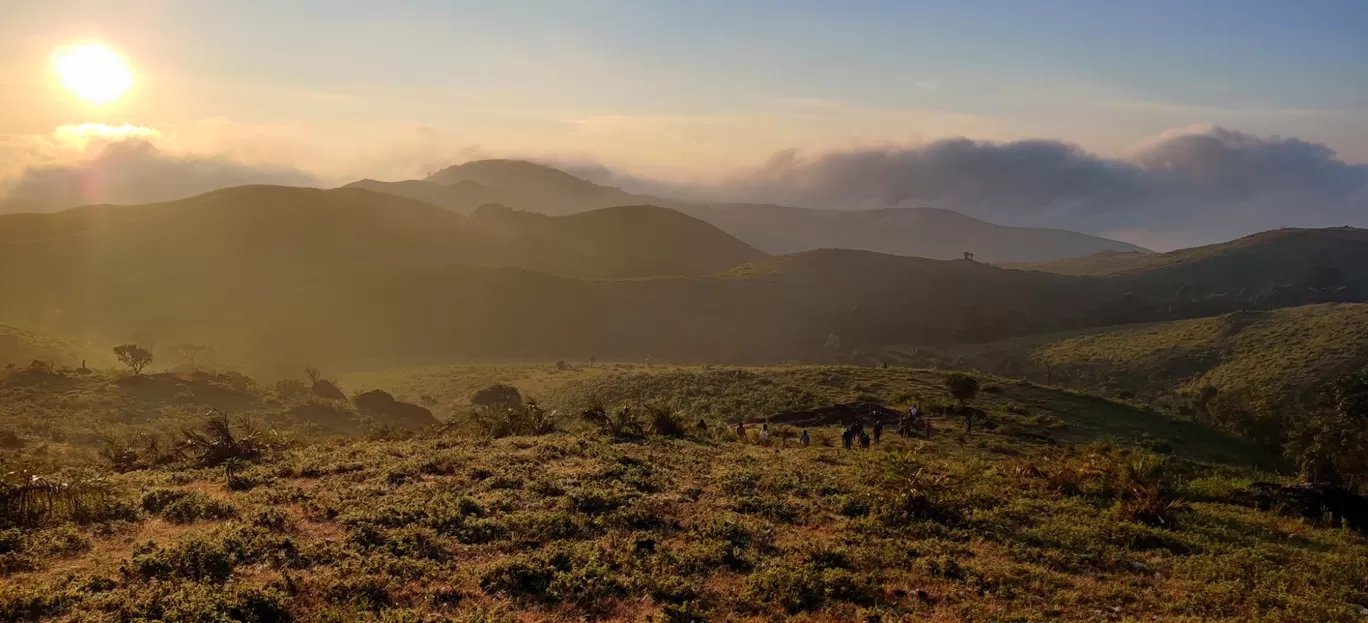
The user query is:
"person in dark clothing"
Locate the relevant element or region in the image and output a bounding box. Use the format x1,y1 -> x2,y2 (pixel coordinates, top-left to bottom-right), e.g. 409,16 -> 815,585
697,419 -> 708,432
924,418 -> 933,438
859,431 -> 871,449
841,427 -> 854,449
800,430 -> 810,446
735,422 -> 746,439
964,408 -> 974,434
873,422 -> 884,443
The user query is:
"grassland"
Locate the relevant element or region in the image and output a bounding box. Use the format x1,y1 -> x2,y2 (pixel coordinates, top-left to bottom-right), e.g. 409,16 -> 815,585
887,303 -> 1368,406
5,362 -> 1365,621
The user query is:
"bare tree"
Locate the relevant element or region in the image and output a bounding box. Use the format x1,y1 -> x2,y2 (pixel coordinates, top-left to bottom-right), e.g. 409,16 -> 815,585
172,344 -> 212,372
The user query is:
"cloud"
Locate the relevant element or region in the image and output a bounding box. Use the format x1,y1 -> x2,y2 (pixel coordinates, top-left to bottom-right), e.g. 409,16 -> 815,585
714,126 -> 1368,250
0,123 -> 318,212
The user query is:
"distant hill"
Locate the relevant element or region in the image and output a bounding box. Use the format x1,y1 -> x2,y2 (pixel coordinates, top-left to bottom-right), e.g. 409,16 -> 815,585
1015,228 -> 1368,322
468,204 -> 767,278
1020,228 -> 1368,281
423,159 -> 656,215
681,203 -> 1149,263
349,159 -> 1149,264
892,302 -> 1368,404
0,185 -> 761,282
0,323 -> 105,369
342,179 -> 505,213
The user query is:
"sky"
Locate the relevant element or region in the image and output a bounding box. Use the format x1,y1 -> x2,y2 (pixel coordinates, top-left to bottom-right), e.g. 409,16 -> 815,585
0,0 -> 1365,249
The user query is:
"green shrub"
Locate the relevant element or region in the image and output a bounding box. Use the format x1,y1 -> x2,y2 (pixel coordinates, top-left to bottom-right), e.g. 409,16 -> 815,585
128,536 -> 236,583
161,494 -> 237,524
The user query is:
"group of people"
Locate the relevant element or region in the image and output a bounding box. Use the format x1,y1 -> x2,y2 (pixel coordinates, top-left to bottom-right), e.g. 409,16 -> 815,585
898,405 -> 935,438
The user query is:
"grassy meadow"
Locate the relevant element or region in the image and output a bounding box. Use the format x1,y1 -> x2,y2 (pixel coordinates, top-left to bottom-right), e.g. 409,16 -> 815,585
6,361 -> 1366,621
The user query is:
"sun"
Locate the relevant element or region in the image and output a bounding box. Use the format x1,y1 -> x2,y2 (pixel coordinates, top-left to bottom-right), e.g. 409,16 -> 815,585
52,43 -> 133,104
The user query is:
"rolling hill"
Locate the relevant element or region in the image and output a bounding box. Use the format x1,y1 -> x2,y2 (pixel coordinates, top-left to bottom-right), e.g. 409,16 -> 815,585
347,159 -> 1150,263
0,187 -> 1115,373
0,185 -> 763,281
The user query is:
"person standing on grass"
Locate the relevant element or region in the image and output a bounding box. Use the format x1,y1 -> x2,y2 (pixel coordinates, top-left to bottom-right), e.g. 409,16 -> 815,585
924,417 -> 933,438
842,425 -> 854,449
873,421 -> 884,443
859,430 -> 871,449
697,418 -> 708,432
761,423 -> 770,443
800,430 -> 810,446
735,422 -> 746,440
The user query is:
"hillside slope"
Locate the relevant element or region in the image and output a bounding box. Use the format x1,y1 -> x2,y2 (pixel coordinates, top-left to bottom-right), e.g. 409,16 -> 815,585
891,303 -> 1368,403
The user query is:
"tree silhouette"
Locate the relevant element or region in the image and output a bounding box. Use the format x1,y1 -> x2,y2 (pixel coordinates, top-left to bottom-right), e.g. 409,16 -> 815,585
945,373 -> 979,406
113,344 -> 153,375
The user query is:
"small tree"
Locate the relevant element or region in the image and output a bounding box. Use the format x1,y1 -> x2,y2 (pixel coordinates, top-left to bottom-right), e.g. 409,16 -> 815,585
304,367 -> 321,384
1285,373 -> 1368,486
113,344 -> 153,375
945,373 -> 979,406
172,344 -> 212,372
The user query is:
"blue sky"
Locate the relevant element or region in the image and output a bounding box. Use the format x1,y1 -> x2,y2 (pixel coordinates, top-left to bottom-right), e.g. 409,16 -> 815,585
2,0 -> 1365,176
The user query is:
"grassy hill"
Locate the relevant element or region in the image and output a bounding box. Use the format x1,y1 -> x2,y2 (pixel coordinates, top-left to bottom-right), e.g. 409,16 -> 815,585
889,303 -> 1368,405
0,324 -> 106,369
4,363 -> 1364,621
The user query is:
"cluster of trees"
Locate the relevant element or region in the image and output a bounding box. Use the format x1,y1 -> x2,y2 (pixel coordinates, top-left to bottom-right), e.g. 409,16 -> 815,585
1201,373 -> 1368,487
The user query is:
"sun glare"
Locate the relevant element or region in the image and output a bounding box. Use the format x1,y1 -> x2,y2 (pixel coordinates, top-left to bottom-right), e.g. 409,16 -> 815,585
52,43 -> 133,104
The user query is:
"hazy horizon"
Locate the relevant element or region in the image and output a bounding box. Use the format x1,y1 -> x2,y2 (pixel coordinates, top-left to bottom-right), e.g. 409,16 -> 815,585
1,0 -> 1365,250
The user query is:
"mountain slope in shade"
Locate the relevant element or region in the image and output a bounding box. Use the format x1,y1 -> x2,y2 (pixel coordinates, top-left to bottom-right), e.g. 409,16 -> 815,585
352,159 -> 1149,263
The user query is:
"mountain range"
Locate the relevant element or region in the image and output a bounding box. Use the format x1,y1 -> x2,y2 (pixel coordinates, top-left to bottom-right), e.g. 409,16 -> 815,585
344,159 -> 1149,263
